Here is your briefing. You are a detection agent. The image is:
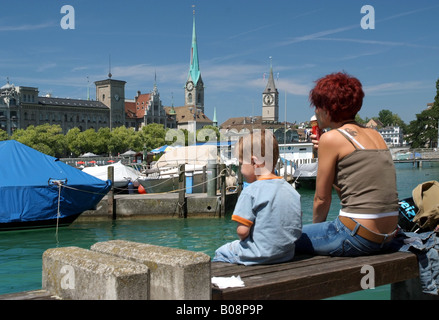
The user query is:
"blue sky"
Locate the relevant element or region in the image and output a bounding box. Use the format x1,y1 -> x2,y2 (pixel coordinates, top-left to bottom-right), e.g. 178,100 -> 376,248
1,0 -> 439,125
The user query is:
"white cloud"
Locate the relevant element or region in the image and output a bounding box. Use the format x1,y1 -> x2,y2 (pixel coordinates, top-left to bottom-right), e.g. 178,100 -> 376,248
364,81 -> 429,95
0,22 -> 55,32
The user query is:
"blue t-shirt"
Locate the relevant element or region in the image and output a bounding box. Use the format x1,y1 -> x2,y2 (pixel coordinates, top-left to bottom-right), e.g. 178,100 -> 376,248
232,178 -> 302,265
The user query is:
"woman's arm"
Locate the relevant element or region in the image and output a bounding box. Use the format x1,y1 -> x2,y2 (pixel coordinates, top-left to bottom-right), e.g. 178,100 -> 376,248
313,131 -> 339,223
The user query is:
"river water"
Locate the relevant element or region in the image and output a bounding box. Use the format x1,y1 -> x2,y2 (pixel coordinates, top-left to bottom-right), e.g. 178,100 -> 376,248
1,162 -> 438,299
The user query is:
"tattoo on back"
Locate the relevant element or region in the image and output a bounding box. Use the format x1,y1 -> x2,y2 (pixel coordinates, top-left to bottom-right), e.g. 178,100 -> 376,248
345,128 -> 358,136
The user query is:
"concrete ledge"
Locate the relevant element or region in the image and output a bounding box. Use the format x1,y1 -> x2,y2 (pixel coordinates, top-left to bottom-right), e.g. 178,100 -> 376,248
42,247 -> 150,300
91,240 -> 211,300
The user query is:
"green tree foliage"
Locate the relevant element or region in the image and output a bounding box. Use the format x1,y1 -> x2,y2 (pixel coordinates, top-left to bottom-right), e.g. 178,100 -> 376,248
406,79 -> 439,148
138,123 -> 166,151
0,130 -> 8,141
4,123 -> 168,157
11,124 -> 66,157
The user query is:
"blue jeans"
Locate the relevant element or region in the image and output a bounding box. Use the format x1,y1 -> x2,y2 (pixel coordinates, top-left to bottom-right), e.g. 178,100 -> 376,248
295,217 -> 395,256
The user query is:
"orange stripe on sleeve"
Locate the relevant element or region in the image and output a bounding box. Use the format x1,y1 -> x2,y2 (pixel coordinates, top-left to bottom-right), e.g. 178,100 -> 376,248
232,215 -> 253,227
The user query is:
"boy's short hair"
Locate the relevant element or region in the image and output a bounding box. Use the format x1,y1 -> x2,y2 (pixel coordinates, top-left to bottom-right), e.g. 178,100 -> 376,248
237,129 -> 279,172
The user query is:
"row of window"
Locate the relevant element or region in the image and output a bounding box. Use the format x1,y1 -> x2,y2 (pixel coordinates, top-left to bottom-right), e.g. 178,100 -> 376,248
22,94 -> 36,103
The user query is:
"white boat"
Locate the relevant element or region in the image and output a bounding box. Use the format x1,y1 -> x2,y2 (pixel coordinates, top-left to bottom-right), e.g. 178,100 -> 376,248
82,161 -> 143,188
138,145 -> 218,194
139,164 -> 206,194
293,162 -> 318,189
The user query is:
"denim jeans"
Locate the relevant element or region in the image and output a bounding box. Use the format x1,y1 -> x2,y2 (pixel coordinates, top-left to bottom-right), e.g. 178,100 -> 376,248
295,217 -> 395,256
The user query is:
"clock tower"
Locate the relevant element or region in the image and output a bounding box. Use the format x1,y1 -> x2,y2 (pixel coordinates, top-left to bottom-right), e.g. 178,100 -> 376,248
262,59 -> 279,123
95,73 -> 126,130
185,9 -> 204,113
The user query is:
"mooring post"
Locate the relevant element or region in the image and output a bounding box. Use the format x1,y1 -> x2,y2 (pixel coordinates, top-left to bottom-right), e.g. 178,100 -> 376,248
178,164 -> 187,218
107,166 -> 115,220
207,159 -> 217,197
220,164 -> 226,217
202,165 -> 206,193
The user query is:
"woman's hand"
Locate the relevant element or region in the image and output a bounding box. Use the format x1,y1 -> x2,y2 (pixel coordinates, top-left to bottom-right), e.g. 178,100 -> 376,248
310,134 -> 320,150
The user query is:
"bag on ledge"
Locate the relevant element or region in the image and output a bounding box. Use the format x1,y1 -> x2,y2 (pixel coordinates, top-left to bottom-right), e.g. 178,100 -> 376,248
399,180 -> 439,233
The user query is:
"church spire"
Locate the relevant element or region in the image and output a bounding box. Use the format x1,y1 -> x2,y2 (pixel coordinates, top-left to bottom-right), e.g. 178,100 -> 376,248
188,6 -> 201,85
264,56 -> 277,94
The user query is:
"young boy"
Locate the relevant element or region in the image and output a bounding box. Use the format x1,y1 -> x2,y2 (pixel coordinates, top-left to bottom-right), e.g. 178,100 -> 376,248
212,129 -> 302,265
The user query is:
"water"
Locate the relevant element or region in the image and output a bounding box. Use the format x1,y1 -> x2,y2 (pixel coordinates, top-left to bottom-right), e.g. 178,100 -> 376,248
1,162 -> 438,298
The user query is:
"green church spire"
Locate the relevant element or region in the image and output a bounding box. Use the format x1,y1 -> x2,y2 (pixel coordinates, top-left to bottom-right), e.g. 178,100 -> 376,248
188,8 -> 201,85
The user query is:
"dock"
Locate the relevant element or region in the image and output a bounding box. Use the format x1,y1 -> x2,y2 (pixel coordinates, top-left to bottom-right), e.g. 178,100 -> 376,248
79,192 -> 238,220
394,158 -> 439,168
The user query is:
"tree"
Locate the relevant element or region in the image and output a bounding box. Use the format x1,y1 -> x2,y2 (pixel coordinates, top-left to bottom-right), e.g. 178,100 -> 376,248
109,126 -> 140,156
0,130 -> 8,141
406,79 -> 439,148
65,127 -> 81,156
11,124 -> 66,157
139,123 -> 166,151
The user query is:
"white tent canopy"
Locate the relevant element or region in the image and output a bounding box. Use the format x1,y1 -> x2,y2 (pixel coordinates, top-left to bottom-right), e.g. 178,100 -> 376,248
154,145 -> 218,168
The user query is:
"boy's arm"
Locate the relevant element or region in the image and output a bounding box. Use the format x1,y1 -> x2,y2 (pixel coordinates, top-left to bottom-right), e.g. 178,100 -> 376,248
237,223 -> 250,240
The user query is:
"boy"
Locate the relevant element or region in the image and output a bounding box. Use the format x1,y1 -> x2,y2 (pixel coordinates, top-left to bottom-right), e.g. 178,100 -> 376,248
213,130 -> 302,265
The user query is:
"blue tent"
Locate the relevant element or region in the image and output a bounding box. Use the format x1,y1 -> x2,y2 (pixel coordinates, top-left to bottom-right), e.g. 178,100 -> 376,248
0,140 -> 111,230
150,145 -> 169,153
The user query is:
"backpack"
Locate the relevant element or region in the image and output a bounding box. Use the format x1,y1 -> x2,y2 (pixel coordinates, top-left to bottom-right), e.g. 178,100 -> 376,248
399,180 -> 439,232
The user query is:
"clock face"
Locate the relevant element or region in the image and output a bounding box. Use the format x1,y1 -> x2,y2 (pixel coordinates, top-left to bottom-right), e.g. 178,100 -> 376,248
264,94 -> 273,105
186,81 -> 194,91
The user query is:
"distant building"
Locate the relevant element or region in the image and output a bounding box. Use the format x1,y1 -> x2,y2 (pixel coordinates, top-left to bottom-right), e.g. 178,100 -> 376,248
366,118 -> 383,129
378,126 -> 406,147
0,79 -> 112,135
165,10 -> 212,132
262,59 -> 279,123
219,116 -> 302,143
125,81 -> 177,131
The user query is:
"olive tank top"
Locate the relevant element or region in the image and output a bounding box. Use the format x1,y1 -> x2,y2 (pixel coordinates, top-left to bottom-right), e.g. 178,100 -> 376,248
334,129 -> 399,214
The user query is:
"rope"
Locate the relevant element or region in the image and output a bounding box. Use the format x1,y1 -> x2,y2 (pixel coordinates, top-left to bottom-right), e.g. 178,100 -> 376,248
144,167 -> 229,195
50,180 -> 64,245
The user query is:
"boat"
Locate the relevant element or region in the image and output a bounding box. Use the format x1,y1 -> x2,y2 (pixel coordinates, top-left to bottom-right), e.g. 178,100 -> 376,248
82,161 -> 143,188
0,140 -> 111,231
138,145 -> 217,194
293,162 -> 318,189
140,164 -> 206,193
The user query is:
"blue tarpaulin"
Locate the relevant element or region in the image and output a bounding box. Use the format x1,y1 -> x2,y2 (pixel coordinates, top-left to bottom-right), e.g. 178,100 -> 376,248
0,140 -> 111,226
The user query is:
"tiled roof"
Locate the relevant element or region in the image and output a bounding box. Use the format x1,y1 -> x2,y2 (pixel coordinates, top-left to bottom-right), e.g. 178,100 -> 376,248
163,105 -> 212,124
38,97 -> 108,109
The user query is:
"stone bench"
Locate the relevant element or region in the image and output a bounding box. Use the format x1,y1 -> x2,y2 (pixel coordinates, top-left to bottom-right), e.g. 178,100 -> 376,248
42,246 -> 150,300
90,240 -> 211,300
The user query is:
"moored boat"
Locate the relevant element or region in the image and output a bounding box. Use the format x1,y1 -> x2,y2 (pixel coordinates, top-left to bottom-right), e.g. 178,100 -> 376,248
82,161 -> 143,188
0,140 -> 111,231
138,145 -> 217,194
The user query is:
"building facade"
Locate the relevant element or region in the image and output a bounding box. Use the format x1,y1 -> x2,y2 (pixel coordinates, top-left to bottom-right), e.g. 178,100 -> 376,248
378,126 -> 406,147
125,82 -> 177,131
0,80 -> 111,135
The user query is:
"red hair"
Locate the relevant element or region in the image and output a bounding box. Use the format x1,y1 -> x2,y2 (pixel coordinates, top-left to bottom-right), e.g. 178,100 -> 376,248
309,72 -> 364,123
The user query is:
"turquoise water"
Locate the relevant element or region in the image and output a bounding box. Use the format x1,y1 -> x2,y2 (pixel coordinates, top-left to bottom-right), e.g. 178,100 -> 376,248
1,162 -> 438,298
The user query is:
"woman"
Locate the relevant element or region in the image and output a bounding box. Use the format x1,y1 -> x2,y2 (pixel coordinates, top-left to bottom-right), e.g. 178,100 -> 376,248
295,72 -> 400,256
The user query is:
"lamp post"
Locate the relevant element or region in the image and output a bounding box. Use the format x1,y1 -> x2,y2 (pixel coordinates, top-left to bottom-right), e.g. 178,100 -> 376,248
189,106 -> 201,146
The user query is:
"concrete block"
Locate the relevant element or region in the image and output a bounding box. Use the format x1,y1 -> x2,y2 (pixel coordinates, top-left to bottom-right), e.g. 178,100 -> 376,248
42,246 -> 150,300
91,240 -> 211,300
